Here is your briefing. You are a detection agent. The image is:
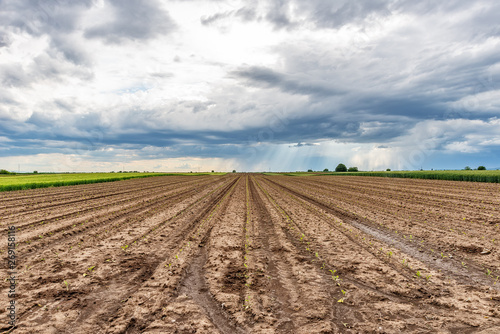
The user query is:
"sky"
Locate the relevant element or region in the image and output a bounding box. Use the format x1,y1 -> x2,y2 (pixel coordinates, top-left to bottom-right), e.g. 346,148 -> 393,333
1,0 -> 499,172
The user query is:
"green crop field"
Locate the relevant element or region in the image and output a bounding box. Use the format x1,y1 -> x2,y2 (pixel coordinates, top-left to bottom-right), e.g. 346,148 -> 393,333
322,170 -> 500,183
0,172 -> 226,191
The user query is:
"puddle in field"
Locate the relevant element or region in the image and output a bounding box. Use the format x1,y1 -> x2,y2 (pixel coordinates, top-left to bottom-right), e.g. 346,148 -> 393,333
348,220 -> 500,291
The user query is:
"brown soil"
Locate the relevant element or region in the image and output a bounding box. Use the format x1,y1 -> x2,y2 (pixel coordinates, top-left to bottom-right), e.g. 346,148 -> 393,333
1,174 -> 500,333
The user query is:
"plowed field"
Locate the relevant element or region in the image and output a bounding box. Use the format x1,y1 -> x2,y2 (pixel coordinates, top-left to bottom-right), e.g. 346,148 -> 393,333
2,174 -> 500,333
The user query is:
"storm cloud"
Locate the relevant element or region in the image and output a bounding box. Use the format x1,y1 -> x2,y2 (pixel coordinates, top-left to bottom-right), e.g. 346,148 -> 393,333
85,0 -> 176,43
0,0 -> 499,172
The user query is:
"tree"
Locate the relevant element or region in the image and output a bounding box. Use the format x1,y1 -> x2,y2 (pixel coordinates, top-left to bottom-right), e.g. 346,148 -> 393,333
478,166 -> 486,170
335,163 -> 347,172
307,169 -> 313,172
386,168 -> 391,171
232,170 -> 236,173
464,166 -> 472,170
211,170 -> 215,173
347,167 -> 358,172
323,168 -> 329,172
33,171 -> 38,174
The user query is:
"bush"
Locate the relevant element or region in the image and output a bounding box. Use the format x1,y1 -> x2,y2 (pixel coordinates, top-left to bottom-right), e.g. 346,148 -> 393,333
478,166 -> 486,170
307,169 -> 313,172
464,166 -> 472,170
335,164 -> 347,172
348,167 -> 358,172
323,168 -> 329,172
386,168 -> 391,171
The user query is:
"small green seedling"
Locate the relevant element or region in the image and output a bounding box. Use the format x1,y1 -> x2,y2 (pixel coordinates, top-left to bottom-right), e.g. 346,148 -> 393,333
64,280 -> 70,291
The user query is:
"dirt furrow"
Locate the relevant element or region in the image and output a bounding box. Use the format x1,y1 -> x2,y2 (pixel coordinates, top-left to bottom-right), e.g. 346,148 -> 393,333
285,176 -> 500,248
0,176 -> 219,230
4,178 -> 238,333
255,176 -> 500,332
179,229 -> 247,334
0,177 -> 227,260
0,175 -> 205,203
101,177 -> 242,334
264,176 -> 500,289
13,177 -> 223,255
248,177 -> 297,333
0,176 -> 203,216
251,177 -> 348,333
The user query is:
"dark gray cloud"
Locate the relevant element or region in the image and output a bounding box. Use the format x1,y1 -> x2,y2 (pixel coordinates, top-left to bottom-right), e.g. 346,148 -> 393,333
201,11 -> 232,26
0,90 -> 17,107
201,5 -> 257,26
0,64 -> 30,87
0,33 -> 11,47
0,0 -> 94,36
85,0 -> 176,43
232,66 -> 342,97
265,0 -> 296,29
49,35 -> 92,66
235,7 -> 257,21
0,53 -> 93,88
203,0 -> 393,30
300,0 -> 390,29
289,142 -> 317,148
209,0 -> 500,35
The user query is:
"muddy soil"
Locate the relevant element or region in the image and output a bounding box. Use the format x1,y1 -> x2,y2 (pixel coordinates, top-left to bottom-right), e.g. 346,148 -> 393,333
1,174 -> 500,333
